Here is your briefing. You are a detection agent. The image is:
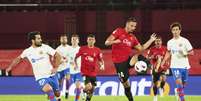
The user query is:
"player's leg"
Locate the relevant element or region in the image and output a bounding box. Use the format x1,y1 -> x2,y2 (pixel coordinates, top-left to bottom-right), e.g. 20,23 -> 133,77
172,68 -> 185,101
50,75 -> 61,97
55,70 -> 65,101
74,73 -> 83,101
37,78 -> 57,101
181,69 -> 188,88
83,76 -> 96,101
65,71 -> 71,99
114,59 -> 133,101
152,71 -> 160,101
159,74 -> 166,96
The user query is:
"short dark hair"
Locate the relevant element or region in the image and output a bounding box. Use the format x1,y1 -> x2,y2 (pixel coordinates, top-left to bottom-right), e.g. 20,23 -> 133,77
28,31 -> 41,42
59,34 -> 67,38
126,17 -> 137,23
156,35 -> 162,40
170,22 -> 182,30
71,34 -> 79,38
87,34 -> 95,38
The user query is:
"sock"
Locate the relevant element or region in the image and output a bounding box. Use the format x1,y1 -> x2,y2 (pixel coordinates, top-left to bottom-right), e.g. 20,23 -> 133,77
124,87 -> 133,101
176,84 -> 185,101
66,80 -> 70,92
86,95 -> 92,101
75,88 -> 81,101
59,80 -> 64,91
46,90 -> 56,101
65,80 -> 70,98
153,85 -> 158,96
160,81 -> 165,89
57,98 -> 61,101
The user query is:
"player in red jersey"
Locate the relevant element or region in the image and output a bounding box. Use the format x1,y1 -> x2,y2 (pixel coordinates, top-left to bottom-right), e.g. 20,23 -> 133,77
105,17 -> 156,101
147,36 -> 168,101
75,34 -> 104,101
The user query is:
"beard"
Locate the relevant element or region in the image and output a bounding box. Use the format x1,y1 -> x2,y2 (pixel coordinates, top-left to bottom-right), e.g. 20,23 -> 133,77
61,42 -> 67,46
35,42 -> 42,47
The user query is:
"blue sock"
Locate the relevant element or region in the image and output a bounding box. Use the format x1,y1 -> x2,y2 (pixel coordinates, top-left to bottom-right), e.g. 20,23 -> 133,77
75,88 -> 81,101
176,84 -> 185,101
66,80 -> 70,92
47,90 -> 56,101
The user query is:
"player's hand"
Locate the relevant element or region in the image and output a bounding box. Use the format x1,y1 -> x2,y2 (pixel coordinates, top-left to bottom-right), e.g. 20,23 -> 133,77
6,67 -> 12,73
178,49 -> 188,56
100,64 -> 105,71
155,69 -> 158,73
51,68 -> 57,74
113,39 -> 121,44
74,66 -> 78,70
150,33 -> 157,41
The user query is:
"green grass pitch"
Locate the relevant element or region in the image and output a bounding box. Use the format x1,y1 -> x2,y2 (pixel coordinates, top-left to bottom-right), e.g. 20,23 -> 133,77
0,95 -> 201,101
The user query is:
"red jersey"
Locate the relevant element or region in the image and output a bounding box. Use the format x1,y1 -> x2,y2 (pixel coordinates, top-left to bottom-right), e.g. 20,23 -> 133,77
75,46 -> 102,77
111,28 -> 139,63
147,46 -> 168,72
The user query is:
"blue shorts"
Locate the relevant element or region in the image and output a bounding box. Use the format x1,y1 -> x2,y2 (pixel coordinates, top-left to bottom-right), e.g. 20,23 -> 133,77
56,68 -> 70,80
36,75 -> 60,92
71,73 -> 83,83
171,68 -> 188,83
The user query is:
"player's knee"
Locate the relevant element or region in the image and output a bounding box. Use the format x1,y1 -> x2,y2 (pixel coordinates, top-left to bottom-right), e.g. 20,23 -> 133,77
153,82 -> 158,87
66,74 -> 70,80
76,81 -> 81,88
54,91 -> 60,97
85,83 -> 93,91
42,84 -> 53,93
176,79 -> 182,84
123,80 -> 130,88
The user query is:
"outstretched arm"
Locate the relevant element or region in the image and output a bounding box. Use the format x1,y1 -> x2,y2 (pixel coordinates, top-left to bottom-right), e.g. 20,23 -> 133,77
6,56 -> 23,72
105,34 -> 121,46
142,33 -> 156,50
51,52 -> 62,74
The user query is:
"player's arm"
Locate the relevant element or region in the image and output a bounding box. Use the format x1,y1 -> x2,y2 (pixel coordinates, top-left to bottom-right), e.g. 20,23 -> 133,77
105,34 -> 121,46
129,34 -> 156,66
6,56 -> 23,72
129,44 -> 144,66
180,49 -> 194,56
98,53 -> 105,71
52,52 -> 62,74
74,48 -> 82,68
161,50 -> 171,68
142,33 -> 157,50
155,55 -> 162,72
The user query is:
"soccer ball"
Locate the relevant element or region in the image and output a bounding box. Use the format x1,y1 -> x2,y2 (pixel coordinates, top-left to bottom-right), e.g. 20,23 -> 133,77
134,61 -> 148,73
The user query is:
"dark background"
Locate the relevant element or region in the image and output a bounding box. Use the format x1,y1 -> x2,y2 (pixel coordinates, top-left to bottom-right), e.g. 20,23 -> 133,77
0,0 -> 201,49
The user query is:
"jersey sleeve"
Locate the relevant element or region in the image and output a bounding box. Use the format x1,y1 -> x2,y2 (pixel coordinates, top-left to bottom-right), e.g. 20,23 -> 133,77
132,36 -> 140,46
97,48 -> 103,61
185,39 -> 193,51
20,49 -> 27,59
45,44 -> 56,56
111,28 -> 121,38
76,47 -> 83,58
167,41 -> 171,51
147,48 -> 153,57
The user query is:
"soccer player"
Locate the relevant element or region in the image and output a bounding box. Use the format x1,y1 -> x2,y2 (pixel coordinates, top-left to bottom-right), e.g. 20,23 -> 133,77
6,31 -> 62,101
147,36 -> 168,101
68,34 -> 83,101
105,17 -> 156,101
55,34 -> 71,100
75,34 -> 104,101
161,22 -> 194,101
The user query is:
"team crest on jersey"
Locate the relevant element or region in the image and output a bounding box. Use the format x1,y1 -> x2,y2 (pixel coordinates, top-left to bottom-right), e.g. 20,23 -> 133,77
179,43 -> 183,47
39,51 -> 43,55
122,39 -> 132,46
